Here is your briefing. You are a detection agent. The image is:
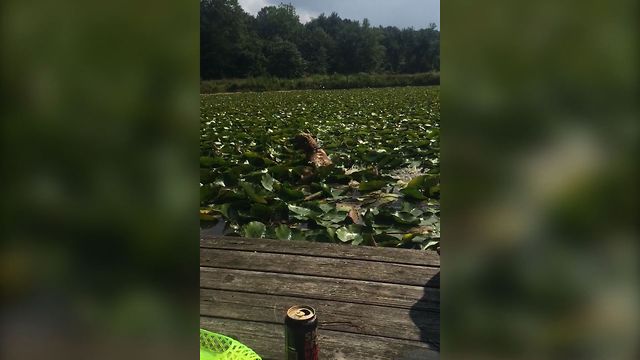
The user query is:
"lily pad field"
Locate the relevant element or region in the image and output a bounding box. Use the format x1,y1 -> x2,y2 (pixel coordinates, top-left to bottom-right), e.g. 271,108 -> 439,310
200,86 -> 440,250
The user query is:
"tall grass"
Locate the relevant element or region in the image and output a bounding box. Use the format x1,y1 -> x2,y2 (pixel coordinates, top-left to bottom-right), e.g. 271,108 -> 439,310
201,72 -> 440,94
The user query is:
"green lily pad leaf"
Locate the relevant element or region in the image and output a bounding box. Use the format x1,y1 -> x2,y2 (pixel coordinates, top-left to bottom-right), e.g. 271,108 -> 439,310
423,239 -> 440,250
370,193 -> 400,207
400,202 -> 415,213
208,202 -> 228,217
411,235 -> 428,243
261,173 -> 275,192
359,180 -> 388,192
385,158 -> 406,169
420,216 -> 439,226
244,170 -> 267,184
406,175 -> 427,189
392,211 -> 420,225
243,151 -> 266,167
314,166 -> 335,180
240,182 -> 267,204
200,169 -> 216,184
406,174 -> 439,190
275,224 -> 292,240
319,203 -> 334,213
374,233 -> 402,245
250,203 -> 273,220
270,200 -> 290,221
305,229 -> 332,241
321,210 -> 348,223
318,182 -> 332,196
410,208 -> 424,217
314,219 -> 334,228
279,185 -> 305,201
401,187 -> 427,200
268,165 -> 291,181
290,229 -> 307,241
288,204 -> 314,219
215,188 -> 246,203
352,236 -> 365,246
330,187 -> 345,199
200,156 -> 226,168
336,226 -> 363,243
429,184 -> 440,198
222,167 -> 242,186
242,221 -> 266,238
326,227 -> 336,241
363,207 -> 380,226
200,184 -> 221,204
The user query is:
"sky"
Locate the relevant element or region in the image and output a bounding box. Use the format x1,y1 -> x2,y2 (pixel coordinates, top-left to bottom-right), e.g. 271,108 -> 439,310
238,0 -> 440,29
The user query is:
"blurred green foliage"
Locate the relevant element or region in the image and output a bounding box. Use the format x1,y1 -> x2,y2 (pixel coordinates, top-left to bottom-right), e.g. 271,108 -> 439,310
443,0 -> 638,359
1,0 -> 198,359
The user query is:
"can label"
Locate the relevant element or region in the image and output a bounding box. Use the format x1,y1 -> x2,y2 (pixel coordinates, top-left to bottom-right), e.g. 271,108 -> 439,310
303,330 -> 318,359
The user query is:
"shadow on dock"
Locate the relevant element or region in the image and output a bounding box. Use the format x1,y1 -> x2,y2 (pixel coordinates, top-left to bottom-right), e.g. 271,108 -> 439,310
409,271 -> 440,352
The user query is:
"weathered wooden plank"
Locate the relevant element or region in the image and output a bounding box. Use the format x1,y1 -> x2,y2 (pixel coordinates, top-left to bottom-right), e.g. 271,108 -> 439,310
200,235 -> 440,267
200,316 -> 439,360
200,288 -> 439,343
200,248 -> 439,287
200,267 -> 439,310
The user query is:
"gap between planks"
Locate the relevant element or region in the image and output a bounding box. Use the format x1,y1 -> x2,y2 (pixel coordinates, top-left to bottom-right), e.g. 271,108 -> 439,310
200,267 -> 439,311
200,248 -> 440,287
200,235 -> 440,267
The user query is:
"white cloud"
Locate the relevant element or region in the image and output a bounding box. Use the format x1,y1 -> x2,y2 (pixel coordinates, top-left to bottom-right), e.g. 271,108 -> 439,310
238,0 -> 317,23
296,7 -> 318,23
238,0 -> 271,15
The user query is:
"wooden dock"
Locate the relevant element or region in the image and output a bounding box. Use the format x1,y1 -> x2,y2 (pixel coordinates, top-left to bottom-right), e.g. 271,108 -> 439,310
200,235 -> 440,360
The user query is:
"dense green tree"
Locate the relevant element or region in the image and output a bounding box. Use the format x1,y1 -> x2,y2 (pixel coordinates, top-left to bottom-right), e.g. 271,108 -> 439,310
299,26 -> 332,74
200,0 -> 264,78
358,19 -> 386,73
265,38 -> 305,78
255,4 -> 302,42
200,1 -> 439,79
381,27 -> 404,72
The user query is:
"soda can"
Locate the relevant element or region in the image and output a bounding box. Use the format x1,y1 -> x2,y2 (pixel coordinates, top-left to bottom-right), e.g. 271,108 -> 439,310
284,305 -> 318,360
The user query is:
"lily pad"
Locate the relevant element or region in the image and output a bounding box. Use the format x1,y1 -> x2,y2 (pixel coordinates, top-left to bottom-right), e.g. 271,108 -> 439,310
401,187 -> 427,200
242,221 -> 266,238
200,156 -> 226,168
279,185 -> 305,201
261,173 -> 275,192
200,87 -> 440,248
287,204 -> 315,220
392,211 -> 421,225
423,239 -> 440,250
318,203 -> 334,213
359,180 -> 388,192
240,182 -> 267,204
275,224 -> 292,240
250,203 -> 273,221
336,227 -> 363,243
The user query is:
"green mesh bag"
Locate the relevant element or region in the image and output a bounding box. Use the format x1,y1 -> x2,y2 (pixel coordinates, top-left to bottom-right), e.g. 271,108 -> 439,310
200,328 -> 262,360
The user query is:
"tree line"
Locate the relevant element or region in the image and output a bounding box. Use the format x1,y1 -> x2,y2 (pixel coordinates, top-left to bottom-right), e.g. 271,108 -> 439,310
201,0 -> 440,80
